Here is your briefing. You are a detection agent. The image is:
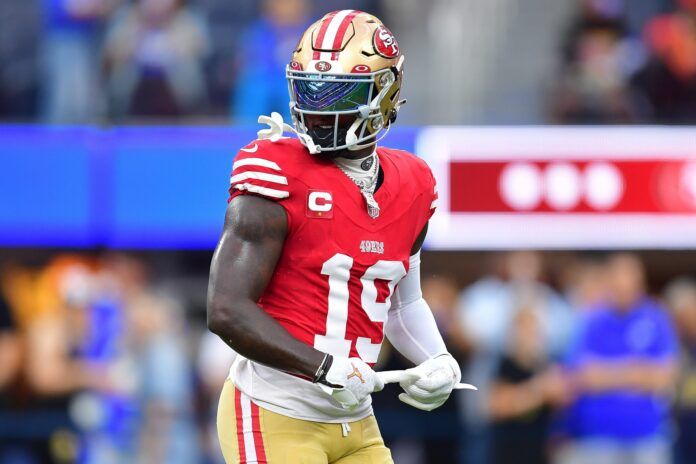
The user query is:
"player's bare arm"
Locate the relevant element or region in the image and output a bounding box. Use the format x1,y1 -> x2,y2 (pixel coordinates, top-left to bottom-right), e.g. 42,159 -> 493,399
207,195 -> 324,378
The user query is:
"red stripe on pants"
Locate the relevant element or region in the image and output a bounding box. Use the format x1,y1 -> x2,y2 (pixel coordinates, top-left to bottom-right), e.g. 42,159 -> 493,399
234,388 -> 247,463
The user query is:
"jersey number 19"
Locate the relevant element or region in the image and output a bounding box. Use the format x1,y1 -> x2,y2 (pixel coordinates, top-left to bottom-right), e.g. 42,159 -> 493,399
314,253 -> 407,364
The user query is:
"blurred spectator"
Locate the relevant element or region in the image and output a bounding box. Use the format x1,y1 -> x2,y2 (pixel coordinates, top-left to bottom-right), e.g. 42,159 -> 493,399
125,290 -> 200,464
551,0 -> 641,123
489,306 -> 569,464
231,0 -> 309,123
0,279 -> 24,462
558,253 -> 678,464
0,257 -> 123,463
623,0 -> 675,36
100,253 -> 199,463
95,254 -> 200,464
457,251 -> 573,464
0,0 -> 41,120
196,331 -> 235,464
41,0 -> 113,123
0,285 -> 21,393
423,275 -> 471,357
664,277 -> 696,464
561,254 -> 608,313
26,256 -> 137,464
419,275 -> 468,463
103,0 -> 210,120
632,0 -> 696,123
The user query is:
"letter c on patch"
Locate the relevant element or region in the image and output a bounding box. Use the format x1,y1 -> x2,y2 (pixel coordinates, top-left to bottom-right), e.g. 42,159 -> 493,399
308,191 -> 333,212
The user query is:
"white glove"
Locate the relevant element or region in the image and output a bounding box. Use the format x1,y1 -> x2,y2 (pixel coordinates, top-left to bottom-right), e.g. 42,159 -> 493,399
317,356 -> 384,410
396,354 -> 461,411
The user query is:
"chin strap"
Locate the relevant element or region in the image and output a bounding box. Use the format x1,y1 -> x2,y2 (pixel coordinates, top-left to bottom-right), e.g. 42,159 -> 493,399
257,112 -> 321,154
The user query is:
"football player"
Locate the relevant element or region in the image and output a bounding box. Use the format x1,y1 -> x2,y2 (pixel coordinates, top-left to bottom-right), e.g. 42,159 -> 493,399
208,10 -> 470,464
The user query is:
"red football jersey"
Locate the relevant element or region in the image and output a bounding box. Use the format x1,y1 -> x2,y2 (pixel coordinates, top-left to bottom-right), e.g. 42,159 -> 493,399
229,137 -> 437,366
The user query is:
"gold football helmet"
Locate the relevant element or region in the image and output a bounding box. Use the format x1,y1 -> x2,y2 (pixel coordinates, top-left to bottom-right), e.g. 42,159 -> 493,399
286,10 -> 405,153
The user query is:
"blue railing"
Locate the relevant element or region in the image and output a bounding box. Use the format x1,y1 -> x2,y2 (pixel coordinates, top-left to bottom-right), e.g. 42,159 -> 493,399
0,126 -> 417,248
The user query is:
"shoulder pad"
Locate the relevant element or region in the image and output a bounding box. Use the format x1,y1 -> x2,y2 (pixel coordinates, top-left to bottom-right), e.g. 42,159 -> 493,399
229,139 -> 292,201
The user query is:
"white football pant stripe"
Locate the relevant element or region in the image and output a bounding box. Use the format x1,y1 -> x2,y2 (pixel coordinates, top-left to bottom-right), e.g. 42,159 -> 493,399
239,391 -> 258,463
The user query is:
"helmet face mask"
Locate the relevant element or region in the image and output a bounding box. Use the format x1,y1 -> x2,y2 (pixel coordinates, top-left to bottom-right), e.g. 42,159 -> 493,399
286,10 -> 404,154
287,67 -> 396,152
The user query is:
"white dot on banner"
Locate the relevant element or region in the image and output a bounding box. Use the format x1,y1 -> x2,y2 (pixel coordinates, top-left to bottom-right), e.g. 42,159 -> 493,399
500,163 -> 543,210
545,163 -> 582,210
584,162 -> 623,210
680,163 -> 696,208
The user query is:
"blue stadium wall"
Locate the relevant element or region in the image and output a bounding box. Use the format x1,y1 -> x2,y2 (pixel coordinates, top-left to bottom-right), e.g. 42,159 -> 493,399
0,126 -> 418,248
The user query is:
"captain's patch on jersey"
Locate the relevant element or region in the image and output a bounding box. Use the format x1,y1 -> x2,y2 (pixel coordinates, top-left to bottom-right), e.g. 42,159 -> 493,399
306,190 -> 333,218
360,240 -> 384,254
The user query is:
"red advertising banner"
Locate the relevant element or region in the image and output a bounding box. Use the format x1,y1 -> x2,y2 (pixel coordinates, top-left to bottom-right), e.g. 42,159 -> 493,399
417,127 -> 696,249
449,160 -> 696,214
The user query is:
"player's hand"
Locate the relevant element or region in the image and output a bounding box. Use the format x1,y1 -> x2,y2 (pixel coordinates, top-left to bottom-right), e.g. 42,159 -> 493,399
395,354 -> 461,411
317,356 -> 384,410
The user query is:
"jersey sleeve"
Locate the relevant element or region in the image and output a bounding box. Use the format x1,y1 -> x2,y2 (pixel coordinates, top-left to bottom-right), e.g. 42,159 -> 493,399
228,141 -> 291,203
426,166 -> 438,220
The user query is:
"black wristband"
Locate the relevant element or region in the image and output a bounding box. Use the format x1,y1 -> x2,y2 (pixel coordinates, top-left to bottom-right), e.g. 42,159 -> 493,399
313,353 -> 333,384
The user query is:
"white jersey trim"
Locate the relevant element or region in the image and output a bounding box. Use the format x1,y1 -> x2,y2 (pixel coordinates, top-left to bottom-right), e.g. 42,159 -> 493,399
233,157 -> 282,171
229,357 -> 373,423
232,183 -> 290,199
231,171 -> 288,186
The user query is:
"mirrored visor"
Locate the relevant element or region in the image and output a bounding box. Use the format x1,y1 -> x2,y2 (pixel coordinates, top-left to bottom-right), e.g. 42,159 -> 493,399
291,75 -> 373,112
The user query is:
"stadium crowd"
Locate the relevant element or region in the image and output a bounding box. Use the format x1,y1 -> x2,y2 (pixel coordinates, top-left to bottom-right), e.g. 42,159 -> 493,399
1,251 -> 695,464
0,0 -> 695,125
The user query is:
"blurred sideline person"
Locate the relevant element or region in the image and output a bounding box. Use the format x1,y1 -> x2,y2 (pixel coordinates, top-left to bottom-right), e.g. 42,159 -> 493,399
0,257 -> 118,463
376,276 -> 469,464
633,0 -> 696,124
125,289 -> 200,464
489,305 -> 569,464
0,284 -> 21,394
208,10 -> 470,463
551,0 -> 639,124
664,278 -> 696,464
557,253 -> 678,464
197,331 -> 236,464
423,275 -> 471,358
231,0 -> 309,123
0,280 -> 24,462
560,254 -> 608,314
103,0 -> 210,120
457,251 -> 573,464
102,253 -> 200,463
41,0 -> 115,123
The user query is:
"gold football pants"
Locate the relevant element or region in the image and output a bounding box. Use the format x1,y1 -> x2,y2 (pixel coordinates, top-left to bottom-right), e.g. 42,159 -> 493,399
217,379 -> 393,464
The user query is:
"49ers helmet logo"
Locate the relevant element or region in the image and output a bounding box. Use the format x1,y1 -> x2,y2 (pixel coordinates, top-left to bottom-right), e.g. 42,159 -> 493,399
315,61 -> 332,72
373,26 -> 399,58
